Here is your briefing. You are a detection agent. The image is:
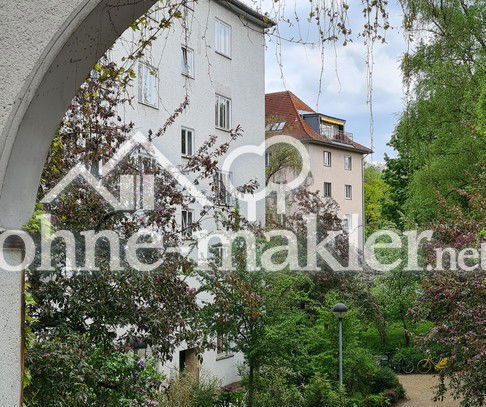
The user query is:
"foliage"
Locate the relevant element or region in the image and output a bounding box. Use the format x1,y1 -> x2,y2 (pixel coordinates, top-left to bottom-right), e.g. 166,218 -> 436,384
410,173 -> 485,406
158,372 -> 221,407
253,367 -> 304,407
363,165 -> 393,235
384,0 -> 486,225
303,375 -> 347,407
369,367 -> 404,399
25,333 -> 162,407
413,271 -> 485,407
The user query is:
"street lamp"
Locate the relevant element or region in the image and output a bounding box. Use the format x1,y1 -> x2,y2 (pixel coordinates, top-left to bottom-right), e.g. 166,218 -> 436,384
333,303 -> 348,386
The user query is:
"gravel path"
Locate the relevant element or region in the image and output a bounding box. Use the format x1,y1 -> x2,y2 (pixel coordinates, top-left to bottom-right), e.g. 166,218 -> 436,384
396,375 -> 461,407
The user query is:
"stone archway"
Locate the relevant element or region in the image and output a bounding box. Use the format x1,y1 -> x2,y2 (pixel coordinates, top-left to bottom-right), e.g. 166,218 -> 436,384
0,1 -> 155,404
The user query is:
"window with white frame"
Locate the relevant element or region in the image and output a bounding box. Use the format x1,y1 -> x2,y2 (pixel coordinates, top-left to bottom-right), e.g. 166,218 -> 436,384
323,151 -> 332,167
265,151 -> 272,167
343,214 -> 353,232
181,127 -> 194,157
344,155 -> 352,170
215,19 -> 231,57
216,333 -> 233,359
215,94 -> 231,130
345,184 -> 352,200
214,170 -> 232,206
181,46 -> 194,78
138,62 -> 158,108
181,209 -> 194,233
323,182 -> 332,198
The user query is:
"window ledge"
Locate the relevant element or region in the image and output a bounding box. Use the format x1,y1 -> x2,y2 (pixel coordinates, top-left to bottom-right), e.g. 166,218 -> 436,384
138,100 -> 159,110
215,51 -> 232,60
215,126 -> 232,133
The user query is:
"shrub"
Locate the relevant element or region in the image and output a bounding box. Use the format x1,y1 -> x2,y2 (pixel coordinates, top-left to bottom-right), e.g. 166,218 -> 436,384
253,367 -> 304,407
25,334 -> 163,407
303,375 -> 347,407
390,347 -> 425,372
158,372 -> 220,407
363,394 -> 391,407
369,367 -> 401,394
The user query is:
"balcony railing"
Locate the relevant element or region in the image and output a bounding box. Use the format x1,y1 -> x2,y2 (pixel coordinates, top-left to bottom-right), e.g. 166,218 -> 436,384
330,131 -> 354,145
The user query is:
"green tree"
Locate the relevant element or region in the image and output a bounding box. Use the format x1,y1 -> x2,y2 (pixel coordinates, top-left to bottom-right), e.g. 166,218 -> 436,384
385,0 -> 486,225
363,165 -> 393,235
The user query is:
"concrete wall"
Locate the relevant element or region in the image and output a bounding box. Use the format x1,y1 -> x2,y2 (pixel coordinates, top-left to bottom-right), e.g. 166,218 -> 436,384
0,0 -> 155,230
0,2 -> 154,405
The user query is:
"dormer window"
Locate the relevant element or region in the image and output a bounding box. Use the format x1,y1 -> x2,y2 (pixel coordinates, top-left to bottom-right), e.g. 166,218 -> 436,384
320,122 -> 343,139
266,121 -> 286,131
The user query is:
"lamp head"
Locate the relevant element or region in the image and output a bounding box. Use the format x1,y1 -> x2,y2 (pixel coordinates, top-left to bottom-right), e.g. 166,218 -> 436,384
333,303 -> 348,319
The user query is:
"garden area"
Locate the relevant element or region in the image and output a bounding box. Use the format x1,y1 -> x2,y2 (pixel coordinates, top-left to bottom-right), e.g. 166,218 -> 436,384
20,0 -> 485,406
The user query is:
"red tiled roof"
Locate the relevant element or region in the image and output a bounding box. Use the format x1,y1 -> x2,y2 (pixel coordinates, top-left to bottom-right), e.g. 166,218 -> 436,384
265,91 -> 372,154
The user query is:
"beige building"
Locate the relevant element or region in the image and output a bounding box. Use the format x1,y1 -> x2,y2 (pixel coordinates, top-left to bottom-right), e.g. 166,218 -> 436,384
265,91 -> 372,249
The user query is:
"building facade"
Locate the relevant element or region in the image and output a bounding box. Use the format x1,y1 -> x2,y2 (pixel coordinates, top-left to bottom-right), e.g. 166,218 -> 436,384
265,91 -> 372,250
110,0 -> 273,386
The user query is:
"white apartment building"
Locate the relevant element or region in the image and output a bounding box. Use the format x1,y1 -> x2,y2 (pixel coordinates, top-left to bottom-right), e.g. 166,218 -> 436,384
110,0 -> 273,386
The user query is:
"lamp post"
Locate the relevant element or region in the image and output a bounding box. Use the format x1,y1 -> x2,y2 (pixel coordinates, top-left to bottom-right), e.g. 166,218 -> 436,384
333,303 -> 348,386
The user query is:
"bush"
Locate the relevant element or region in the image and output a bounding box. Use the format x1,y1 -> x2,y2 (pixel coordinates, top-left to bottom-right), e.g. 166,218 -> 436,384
253,367 -> 304,407
158,372 -> 220,407
370,367 -> 401,393
25,334 -> 163,407
303,375 -> 347,407
363,394 -> 391,407
390,347 -> 425,372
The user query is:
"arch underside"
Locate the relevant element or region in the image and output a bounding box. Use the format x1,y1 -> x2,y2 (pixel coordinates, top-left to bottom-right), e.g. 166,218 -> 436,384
0,0 -> 156,229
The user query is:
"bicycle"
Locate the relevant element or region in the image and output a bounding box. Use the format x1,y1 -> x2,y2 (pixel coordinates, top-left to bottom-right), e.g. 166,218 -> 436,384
417,351 -> 449,374
393,354 -> 415,374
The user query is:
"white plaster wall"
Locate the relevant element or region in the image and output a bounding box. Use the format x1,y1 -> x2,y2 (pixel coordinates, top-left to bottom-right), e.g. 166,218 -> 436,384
0,248 -> 23,407
110,1 -> 267,385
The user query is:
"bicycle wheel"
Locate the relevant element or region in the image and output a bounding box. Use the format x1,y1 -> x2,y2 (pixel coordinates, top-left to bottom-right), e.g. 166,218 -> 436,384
402,358 -> 414,374
417,359 -> 432,374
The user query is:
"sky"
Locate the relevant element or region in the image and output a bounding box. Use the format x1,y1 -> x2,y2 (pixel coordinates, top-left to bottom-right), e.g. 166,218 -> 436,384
257,0 -> 408,162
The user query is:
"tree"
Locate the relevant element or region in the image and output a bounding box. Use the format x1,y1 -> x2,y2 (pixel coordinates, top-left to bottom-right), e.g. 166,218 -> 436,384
25,53 -> 252,405
384,0 -> 486,225
363,164 -> 393,235
412,171 -> 485,406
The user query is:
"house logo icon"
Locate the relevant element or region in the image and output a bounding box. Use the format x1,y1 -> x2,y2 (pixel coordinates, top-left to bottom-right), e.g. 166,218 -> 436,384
41,131 -> 213,211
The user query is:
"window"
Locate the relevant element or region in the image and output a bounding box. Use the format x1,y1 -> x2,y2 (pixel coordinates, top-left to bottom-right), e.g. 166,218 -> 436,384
343,214 -> 353,232
323,151 -> 332,167
345,184 -> 352,200
265,151 -> 272,167
266,121 -> 286,131
323,182 -> 332,198
320,122 -> 339,138
181,127 -> 194,156
213,243 -> 229,267
344,155 -> 352,170
215,19 -> 231,57
216,334 -> 233,359
214,170 -> 232,206
138,62 -> 158,108
215,94 -> 231,130
181,209 -> 194,232
181,46 -> 194,78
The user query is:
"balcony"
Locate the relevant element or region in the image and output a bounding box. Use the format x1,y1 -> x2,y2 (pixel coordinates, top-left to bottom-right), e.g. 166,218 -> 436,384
330,130 -> 354,145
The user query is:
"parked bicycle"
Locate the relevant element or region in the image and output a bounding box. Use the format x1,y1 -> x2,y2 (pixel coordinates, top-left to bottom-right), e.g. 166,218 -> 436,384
417,350 -> 449,374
